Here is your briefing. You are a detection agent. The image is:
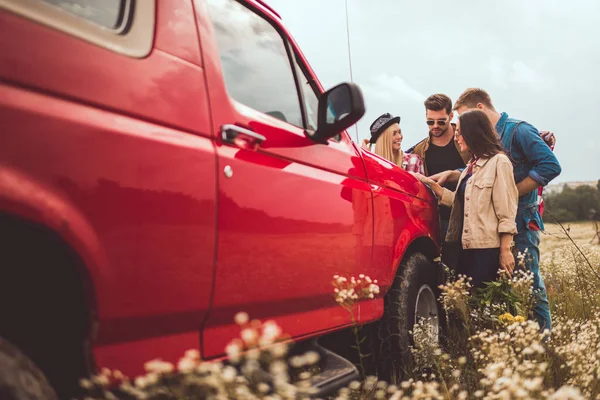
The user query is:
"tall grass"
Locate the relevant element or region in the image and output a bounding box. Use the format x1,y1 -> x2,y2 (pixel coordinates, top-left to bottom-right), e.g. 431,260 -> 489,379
81,223 -> 599,399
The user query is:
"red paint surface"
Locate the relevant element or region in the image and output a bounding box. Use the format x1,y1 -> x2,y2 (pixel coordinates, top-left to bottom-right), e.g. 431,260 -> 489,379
0,0 -> 439,379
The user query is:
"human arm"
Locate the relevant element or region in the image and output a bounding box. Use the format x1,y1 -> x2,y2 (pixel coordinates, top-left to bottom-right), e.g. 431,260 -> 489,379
514,124 -> 561,193
413,173 -> 455,206
493,156 -> 518,275
493,156 -> 519,235
540,130 -> 555,148
499,233 -> 515,276
516,176 -> 540,197
429,169 -> 462,186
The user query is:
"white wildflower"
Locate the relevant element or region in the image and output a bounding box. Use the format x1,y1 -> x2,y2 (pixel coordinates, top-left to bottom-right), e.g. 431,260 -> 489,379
234,311 -> 249,325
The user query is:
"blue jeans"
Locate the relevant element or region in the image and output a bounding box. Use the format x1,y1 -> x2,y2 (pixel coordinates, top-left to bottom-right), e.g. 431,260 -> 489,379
514,229 -> 551,331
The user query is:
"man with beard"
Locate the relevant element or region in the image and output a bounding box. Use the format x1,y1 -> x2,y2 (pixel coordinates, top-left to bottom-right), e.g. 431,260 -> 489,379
408,94 -> 470,239
408,93 -> 556,240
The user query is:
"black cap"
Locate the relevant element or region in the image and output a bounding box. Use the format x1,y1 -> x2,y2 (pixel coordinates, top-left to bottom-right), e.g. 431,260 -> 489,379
369,113 -> 401,144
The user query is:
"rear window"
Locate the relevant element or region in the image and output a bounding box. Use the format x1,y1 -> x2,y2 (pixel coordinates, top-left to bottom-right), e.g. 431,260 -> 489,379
41,0 -> 128,30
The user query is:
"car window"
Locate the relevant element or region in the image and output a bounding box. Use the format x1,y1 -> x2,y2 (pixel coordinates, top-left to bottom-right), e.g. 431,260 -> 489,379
42,0 -> 128,30
291,54 -> 319,132
206,0 -> 303,128
291,52 -> 344,141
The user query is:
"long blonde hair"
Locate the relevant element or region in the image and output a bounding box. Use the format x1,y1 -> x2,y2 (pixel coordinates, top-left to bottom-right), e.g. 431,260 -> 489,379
372,124 -> 402,165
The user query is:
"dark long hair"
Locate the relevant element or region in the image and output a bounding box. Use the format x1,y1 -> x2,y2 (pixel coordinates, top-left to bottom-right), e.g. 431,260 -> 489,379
458,109 -> 505,158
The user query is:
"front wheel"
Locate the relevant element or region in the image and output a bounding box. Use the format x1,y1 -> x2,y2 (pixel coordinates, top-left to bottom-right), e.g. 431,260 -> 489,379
376,252 -> 444,380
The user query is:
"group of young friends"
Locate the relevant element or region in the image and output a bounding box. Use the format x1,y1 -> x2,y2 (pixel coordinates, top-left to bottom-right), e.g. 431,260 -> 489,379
362,88 -> 561,331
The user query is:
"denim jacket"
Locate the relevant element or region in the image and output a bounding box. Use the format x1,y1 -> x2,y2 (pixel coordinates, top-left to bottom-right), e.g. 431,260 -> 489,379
495,113 -> 561,233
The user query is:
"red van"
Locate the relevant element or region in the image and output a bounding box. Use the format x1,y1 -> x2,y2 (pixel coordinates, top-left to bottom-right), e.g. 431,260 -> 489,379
0,0 -> 441,398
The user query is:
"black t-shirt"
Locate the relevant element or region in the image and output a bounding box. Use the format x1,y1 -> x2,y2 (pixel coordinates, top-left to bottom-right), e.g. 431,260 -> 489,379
425,139 -> 467,221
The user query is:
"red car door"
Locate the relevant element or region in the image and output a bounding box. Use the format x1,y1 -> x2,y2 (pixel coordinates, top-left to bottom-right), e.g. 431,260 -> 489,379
196,0 -> 375,357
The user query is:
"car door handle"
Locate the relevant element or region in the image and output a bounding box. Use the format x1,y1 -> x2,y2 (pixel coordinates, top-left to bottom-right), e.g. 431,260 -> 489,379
221,124 -> 266,149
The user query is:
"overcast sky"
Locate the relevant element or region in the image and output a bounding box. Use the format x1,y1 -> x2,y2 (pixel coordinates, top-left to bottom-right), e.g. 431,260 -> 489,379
268,0 -> 599,184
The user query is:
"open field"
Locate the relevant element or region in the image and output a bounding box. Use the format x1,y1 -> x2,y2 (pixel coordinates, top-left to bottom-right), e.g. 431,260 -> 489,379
540,221 -> 600,255
80,221 -> 600,399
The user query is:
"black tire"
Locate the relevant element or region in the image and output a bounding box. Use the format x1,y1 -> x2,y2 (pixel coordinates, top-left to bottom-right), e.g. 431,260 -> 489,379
376,252 -> 444,380
0,214 -> 91,400
0,337 -> 58,400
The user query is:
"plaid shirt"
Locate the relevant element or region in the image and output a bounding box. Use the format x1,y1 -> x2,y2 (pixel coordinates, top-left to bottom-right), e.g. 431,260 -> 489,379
402,152 -> 424,174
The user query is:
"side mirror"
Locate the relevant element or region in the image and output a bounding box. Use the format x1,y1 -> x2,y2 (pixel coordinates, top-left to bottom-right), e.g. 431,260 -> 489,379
311,82 -> 365,144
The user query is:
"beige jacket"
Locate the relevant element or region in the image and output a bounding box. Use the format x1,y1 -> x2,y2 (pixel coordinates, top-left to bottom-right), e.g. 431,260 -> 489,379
440,154 -> 518,249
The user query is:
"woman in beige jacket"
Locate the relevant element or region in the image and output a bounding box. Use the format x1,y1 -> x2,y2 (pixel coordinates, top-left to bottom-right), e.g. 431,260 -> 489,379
415,109 -> 518,287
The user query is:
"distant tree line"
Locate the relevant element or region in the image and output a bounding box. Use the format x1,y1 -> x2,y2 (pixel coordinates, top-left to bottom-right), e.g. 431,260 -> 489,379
543,180 -> 600,222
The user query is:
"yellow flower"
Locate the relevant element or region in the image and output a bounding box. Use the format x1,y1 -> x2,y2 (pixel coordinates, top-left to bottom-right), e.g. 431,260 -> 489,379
498,313 -> 515,323
514,315 -> 526,323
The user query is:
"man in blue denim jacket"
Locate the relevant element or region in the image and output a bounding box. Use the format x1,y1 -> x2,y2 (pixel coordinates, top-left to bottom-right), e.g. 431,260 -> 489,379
438,88 -> 561,331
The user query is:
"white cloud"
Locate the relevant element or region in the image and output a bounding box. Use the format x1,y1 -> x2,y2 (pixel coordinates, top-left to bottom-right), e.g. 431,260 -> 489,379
268,0 -> 599,182
489,56 -> 508,89
489,58 -> 549,91
512,61 -> 546,89
361,73 -> 425,103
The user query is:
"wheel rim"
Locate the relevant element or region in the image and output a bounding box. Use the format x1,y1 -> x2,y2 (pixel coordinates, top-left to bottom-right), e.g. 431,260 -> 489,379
414,284 -> 440,341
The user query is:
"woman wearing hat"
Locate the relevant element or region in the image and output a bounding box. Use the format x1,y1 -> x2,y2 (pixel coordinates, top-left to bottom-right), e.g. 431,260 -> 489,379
354,113 -> 423,288
362,113 -> 424,173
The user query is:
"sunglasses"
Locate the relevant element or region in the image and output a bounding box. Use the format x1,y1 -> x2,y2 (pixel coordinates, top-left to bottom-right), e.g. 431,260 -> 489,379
426,118 -> 448,127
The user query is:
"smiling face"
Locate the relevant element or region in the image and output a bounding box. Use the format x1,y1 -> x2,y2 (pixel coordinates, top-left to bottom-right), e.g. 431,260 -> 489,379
388,123 -> 402,151
373,122 -> 403,165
